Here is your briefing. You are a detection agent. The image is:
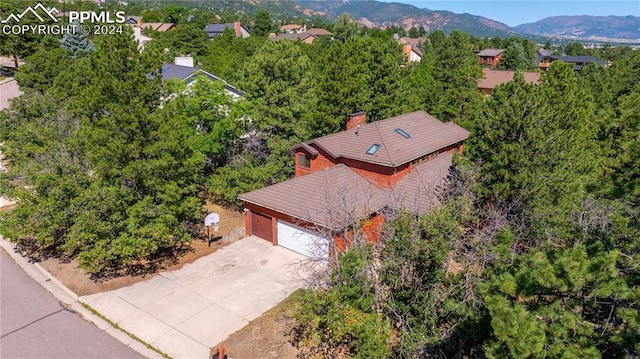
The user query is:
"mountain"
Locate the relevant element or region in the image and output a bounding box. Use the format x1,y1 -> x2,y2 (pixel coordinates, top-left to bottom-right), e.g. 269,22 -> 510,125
514,15 -> 640,42
296,0 -> 516,37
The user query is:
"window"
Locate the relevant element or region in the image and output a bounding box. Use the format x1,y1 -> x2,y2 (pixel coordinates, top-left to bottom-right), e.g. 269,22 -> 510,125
394,128 -> 411,138
431,151 -> 438,159
366,144 -> 381,155
297,153 -> 311,168
412,159 -> 419,166
421,155 -> 428,162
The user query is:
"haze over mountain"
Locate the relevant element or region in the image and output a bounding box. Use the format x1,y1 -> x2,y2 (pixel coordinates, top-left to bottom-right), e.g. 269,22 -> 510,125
515,15 -> 640,42
295,0 -> 640,42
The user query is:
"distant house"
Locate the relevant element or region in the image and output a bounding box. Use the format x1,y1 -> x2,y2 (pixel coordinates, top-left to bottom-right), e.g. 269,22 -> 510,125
537,50 -> 605,71
239,110 -> 469,259
204,22 -> 250,38
397,37 -> 425,63
280,24 -> 306,34
271,32 -> 318,44
161,57 -> 243,98
478,68 -> 541,96
126,15 -> 143,27
141,22 -> 176,32
478,49 -> 504,67
304,28 -> 333,36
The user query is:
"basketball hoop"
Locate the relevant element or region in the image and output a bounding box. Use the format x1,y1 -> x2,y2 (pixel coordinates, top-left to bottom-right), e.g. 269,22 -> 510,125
204,213 -> 220,246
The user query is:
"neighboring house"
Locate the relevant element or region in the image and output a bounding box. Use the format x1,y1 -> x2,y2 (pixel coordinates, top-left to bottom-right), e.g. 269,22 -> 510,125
126,16 -> 143,27
538,52 -> 605,71
304,28 -> 333,36
280,24 -> 306,34
478,68 -> 541,96
140,22 -> 176,32
271,32 -> 318,44
397,37 -> 425,63
161,57 -> 243,98
478,48 -> 504,67
204,22 -> 250,38
239,110 -> 469,259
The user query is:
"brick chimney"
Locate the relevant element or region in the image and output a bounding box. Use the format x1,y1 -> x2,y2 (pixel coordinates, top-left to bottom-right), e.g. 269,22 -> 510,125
402,44 -> 412,63
346,110 -> 366,130
234,21 -> 241,37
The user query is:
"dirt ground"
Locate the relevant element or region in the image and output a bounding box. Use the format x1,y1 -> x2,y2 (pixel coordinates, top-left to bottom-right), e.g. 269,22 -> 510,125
211,291 -> 301,359
39,202 -> 245,296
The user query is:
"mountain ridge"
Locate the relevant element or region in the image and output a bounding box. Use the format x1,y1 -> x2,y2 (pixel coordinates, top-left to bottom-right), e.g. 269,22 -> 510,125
294,0 -> 640,42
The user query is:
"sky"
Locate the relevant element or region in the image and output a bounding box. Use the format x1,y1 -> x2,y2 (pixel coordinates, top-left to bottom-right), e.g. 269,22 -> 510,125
378,1 -> 640,27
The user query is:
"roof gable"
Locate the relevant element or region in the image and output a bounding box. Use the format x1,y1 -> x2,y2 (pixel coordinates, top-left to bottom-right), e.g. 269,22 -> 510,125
303,111 -> 469,167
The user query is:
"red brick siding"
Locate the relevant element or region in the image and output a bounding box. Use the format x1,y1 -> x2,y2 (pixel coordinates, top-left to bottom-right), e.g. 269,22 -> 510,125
479,53 -> 503,67
341,158 -> 410,189
313,149 -> 335,172
363,214 -> 384,243
294,148 -> 336,177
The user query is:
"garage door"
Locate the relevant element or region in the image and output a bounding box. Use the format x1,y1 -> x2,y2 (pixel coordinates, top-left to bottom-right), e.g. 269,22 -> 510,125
277,221 -> 329,259
251,211 -> 273,243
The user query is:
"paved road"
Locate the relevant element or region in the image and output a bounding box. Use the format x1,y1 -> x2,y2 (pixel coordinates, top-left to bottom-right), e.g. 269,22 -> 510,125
0,248 -> 146,359
0,78 -> 23,110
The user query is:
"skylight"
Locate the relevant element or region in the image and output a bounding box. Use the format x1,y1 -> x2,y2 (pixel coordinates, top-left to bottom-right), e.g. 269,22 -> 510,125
366,144 -> 381,155
395,128 -> 411,138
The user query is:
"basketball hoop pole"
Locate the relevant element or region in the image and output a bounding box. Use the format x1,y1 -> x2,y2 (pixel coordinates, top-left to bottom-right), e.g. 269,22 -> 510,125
204,212 -> 220,247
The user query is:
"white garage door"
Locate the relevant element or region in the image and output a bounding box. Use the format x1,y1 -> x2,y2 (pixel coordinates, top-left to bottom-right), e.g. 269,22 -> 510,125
277,221 -> 329,259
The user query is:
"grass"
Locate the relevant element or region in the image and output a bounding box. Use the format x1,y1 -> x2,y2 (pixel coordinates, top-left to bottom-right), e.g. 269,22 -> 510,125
81,303 -> 172,359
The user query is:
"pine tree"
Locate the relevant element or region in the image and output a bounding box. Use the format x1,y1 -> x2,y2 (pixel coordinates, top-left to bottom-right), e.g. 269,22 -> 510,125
60,22 -> 96,58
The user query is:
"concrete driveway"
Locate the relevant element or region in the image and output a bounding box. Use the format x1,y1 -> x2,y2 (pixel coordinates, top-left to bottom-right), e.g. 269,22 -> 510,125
80,236 -> 312,359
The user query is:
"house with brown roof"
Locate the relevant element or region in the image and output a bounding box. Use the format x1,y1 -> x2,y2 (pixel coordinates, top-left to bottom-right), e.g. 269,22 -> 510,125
204,22 -> 250,38
270,32 -> 318,44
141,22 -> 176,32
478,68 -> 541,96
478,48 -> 504,67
280,24 -> 306,34
304,28 -> 333,36
397,37 -> 425,63
239,111 -> 469,259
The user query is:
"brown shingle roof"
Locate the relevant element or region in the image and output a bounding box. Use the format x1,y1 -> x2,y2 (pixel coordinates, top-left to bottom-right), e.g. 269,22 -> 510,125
239,164 -> 389,229
391,152 -> 452,213
305,28 -> 333,36
280,24 -> 304,31
478,48 -> 504,57
240,154 -> 455,228
303,111 -> 469,167
478,68 -> 540,90
271,33 -> 316,42
141,22 -> 175,31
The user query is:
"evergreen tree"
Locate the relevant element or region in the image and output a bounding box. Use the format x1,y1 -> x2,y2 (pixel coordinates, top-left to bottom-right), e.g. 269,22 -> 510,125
60,22 -> 96,58
333,13 -> 358,42
252,9 -> 272,37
